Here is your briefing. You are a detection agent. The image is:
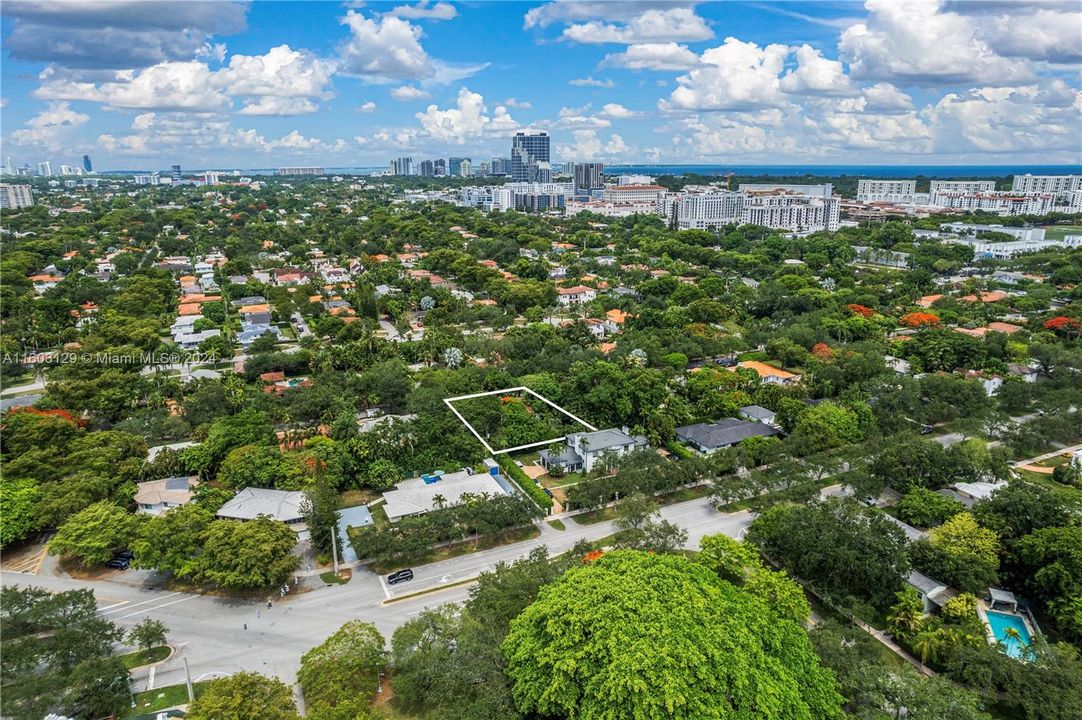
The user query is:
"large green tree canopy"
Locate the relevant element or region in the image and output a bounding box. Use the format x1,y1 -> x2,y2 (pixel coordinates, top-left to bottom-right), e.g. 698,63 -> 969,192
501,550 -> 843,720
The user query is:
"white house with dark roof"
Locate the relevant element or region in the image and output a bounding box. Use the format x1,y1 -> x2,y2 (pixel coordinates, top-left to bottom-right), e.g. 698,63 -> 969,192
539,428 -> 648,473
674,418 -> 780,455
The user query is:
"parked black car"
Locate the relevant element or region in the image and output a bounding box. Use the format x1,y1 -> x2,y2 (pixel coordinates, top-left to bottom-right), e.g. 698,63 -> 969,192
106,557 -> 131,570
387,568 -> 414,585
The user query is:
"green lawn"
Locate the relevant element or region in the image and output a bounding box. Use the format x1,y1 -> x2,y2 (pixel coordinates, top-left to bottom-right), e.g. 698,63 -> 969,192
117,645 -> 170,670
546,519 -> 566,531
571,484 -> 714,525
320,569 -> 351,585
338,489 -> 381,509
1034,454 -> 1070,468
369,502 -> 391,529
1040,225 -> 1082,240
1016,469 -> 1082,503
121,681 -> 209,717
368,525 -> 542,575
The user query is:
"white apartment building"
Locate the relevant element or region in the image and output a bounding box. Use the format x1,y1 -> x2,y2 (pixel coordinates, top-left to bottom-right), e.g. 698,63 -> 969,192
672,192 -> 744,230
742,190 -> 841,232
929,180 -> 996,205
944,235 -> 1082,259
565,200 -> 657,218
857,179 -> 916,203
134,173 -> 161,185
602,184 -> 666,205
941,223 -> 1046,243
1011,174 -> 1082,197
0,183 -> 35,209
615,174 -> 656,186
740,183 -> 833,198
1065,190 -> 1082,214
934,191 -> 1055,216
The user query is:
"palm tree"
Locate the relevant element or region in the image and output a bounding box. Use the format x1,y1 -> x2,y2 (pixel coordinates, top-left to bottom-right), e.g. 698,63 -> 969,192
432,494 -> 447,510
912,628 -> 945,666
887,595 -> 926,641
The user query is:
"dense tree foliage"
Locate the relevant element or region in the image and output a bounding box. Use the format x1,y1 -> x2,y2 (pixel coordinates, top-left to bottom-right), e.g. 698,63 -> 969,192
747,497 -> 909,609
502,550 -> 844,720
186,671 -> 300,720
0,586 -> 128,720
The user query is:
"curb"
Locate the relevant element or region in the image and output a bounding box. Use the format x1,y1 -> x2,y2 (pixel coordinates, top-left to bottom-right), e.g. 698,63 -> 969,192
127,643 -> 177,671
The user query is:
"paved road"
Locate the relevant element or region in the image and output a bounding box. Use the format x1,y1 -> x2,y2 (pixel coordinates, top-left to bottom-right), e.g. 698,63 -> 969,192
1,486 -> 848,694
0,377 -> 46,396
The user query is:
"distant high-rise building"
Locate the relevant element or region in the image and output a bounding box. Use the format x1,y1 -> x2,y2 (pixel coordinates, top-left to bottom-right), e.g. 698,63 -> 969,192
134,173 -> 161,185
0,183 -> 35,209
171,164 -> 182,182
420,160 -> 435,177
511,132 -> 550,183
459,159 -> 472,177
449,157 -> 471,177
434,159 -> 446,176
82,154 -> 93,173
574,163 -> 604,194
478,161 -> 490,176
59,165 -> 82,176
490,157 -> 511,175
36,161 -> 53,177
2,157 -> 15,175
562,162 -> 575,176
277,167 -> 323,176
392,157 -> 414,176
204,171 -> 221,185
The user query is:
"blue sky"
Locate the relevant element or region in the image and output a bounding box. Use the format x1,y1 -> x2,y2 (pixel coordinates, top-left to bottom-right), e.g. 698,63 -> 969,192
1,0 -> 1079,170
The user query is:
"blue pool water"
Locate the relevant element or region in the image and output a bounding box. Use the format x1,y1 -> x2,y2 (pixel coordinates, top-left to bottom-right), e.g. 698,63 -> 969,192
986,610 -> 1033,659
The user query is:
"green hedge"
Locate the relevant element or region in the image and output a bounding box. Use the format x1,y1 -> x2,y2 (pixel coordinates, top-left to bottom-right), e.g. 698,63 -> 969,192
498,457 -> 554,512
666,441 -> 695,460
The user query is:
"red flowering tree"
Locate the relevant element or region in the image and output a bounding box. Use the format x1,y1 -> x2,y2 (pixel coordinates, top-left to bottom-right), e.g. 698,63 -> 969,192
1043,316 -> 1081,335
5,407 -> 86,427
901,312 -> 940,328
846,304 -> 875,318
811,343 -> 834,361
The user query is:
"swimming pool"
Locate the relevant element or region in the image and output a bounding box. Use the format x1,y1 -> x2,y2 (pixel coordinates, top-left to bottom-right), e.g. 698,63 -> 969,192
985,610 -> 1033,659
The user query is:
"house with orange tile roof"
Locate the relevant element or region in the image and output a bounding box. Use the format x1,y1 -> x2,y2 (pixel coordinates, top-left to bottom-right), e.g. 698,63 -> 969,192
556,285 -> 597,305
177,303 -> 203,316
960,290 -> 1010,303
239,304 -> 272,325
916,294 -> 944,308
986,321 -> 1022,334
736,360 -> 801,385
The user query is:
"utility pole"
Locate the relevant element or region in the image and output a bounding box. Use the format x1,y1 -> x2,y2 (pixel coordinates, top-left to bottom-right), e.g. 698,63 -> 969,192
184,657 -> 194,702
330,523 -> 340,574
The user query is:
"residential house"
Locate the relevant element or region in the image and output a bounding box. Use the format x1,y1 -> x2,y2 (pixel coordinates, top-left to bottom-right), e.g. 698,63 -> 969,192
906,570 -> 959,614
134,476 -> 199,515
238,304 -> 272,325
237,322 -> 282,346
538,428 -> 649,474
1008,363 -> 1038,383
737,360 -> 801,385
382,465 -> 513,522
217,488 -> 306,530
738,405 -> 778,427
556,285 -> 597,305
675,418 -> 781,454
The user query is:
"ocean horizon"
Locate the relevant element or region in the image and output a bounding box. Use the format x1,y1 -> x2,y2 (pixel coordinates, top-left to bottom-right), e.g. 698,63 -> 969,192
101,163 -> 1082,178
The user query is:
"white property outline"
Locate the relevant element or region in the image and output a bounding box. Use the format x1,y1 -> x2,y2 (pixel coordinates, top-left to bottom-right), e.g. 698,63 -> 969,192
443,386 -> 598,456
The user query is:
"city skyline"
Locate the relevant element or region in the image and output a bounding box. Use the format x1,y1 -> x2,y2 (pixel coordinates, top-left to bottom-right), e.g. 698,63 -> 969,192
1,1 -> 1080,169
